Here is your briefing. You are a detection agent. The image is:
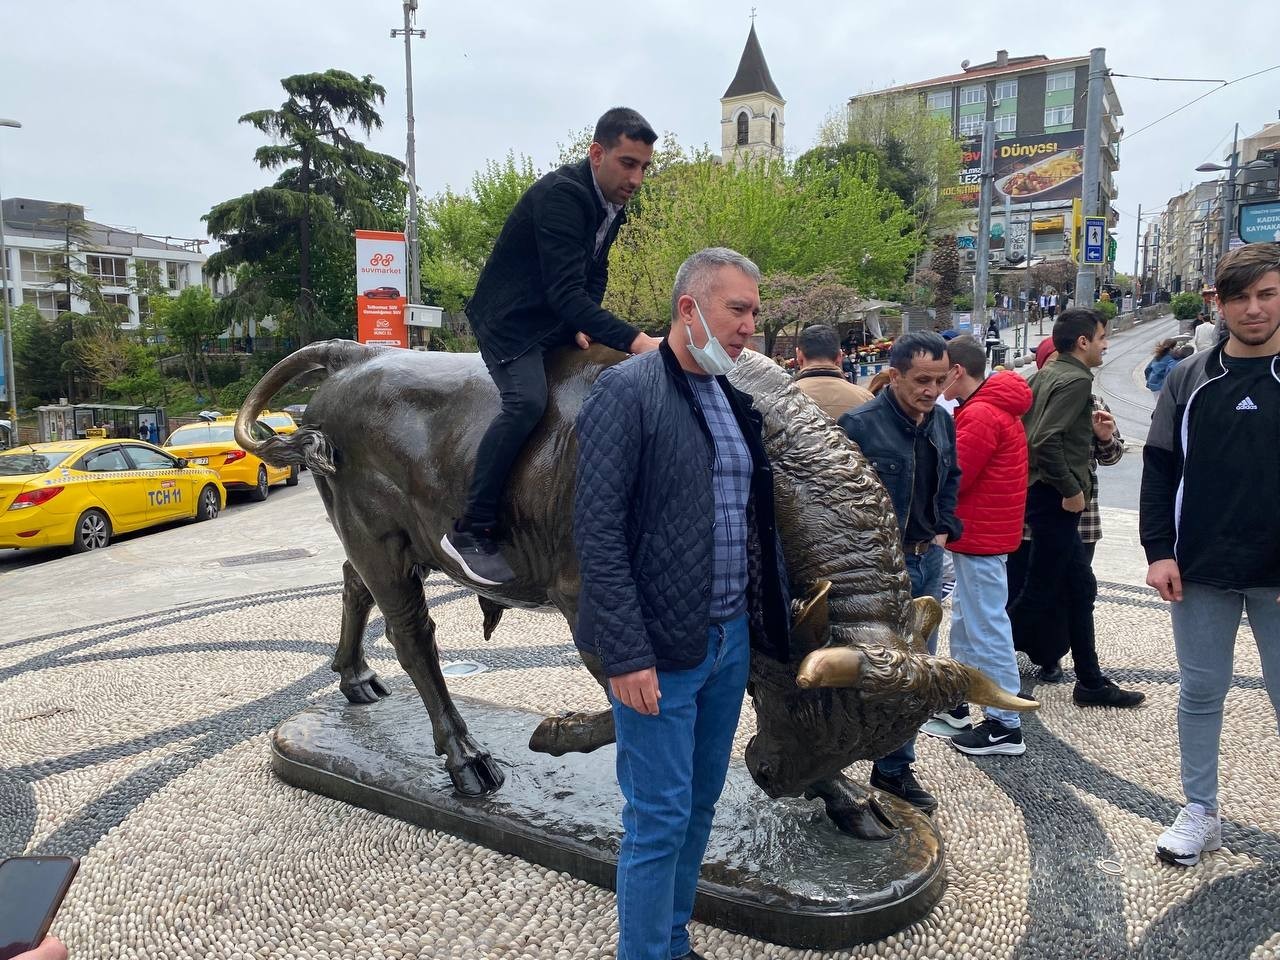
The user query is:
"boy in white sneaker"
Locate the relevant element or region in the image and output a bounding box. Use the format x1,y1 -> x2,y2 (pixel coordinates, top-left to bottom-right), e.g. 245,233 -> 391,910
1142,245 -> 1280,866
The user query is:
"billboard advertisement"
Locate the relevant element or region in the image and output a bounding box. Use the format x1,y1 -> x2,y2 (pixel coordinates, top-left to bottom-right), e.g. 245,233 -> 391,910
945,131 -> 1086,209
355,229 -> 408,348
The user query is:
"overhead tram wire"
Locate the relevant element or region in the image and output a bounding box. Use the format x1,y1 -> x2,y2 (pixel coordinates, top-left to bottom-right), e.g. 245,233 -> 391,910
1120,63 -> 1280,142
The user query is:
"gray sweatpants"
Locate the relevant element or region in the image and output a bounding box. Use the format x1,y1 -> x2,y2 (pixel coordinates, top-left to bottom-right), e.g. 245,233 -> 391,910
1171,582 -> 1280,812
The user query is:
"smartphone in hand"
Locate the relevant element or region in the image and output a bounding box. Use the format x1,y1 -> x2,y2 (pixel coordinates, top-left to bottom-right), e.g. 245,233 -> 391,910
0,857 -> 79,960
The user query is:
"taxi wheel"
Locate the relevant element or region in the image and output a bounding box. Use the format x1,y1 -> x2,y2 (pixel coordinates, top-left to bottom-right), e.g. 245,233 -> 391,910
72,509 -> 112,553
249,466 -> 269,502
285,465 -> 300,487
196,484 -> 220,521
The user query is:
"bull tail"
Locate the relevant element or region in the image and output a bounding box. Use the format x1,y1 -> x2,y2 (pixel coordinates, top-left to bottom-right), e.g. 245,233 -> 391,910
233,339 -> 383,478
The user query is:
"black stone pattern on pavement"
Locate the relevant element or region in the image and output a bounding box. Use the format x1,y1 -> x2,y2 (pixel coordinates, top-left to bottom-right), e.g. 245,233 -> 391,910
3,577 -> 1277,959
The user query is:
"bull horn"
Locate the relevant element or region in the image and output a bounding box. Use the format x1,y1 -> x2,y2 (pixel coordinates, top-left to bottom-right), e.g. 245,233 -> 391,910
910,596 -> 942,655
796,646 -> 865,689
791,580 -> 832,657
965,665 -> 1039,712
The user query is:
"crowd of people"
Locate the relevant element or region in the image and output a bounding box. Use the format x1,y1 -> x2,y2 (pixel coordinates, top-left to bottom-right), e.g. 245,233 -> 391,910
393,105 -> 1277,958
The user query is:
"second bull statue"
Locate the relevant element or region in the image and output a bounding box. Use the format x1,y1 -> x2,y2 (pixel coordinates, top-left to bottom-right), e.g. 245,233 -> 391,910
235,340 -> 1036,840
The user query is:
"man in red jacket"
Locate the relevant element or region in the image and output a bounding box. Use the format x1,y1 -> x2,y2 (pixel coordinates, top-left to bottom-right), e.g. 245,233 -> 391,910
933,335 -> 1033,755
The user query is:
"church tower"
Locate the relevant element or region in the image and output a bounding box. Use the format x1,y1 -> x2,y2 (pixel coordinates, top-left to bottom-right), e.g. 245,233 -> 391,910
720,23 -> 785,165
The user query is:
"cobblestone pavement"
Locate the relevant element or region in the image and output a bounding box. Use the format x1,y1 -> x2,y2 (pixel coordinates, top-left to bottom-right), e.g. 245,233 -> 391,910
3,479 -> 1278,959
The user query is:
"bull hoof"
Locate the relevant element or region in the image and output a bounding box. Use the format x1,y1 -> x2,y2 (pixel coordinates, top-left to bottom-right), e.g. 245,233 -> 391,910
529,711 -> 616,756
339,668 -> 391,704
448,752 -> 505,796
804,787 -> 898,841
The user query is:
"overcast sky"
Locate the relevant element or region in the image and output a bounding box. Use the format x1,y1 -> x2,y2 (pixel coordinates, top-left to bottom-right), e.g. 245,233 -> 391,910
2,0 -> 1276,274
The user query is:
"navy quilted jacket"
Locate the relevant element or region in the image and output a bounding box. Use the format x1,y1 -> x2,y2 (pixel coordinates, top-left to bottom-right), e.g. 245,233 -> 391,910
574,342 -> 791,676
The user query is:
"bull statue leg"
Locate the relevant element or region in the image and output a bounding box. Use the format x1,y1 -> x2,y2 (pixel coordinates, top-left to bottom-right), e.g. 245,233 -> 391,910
333,560 -> 392,704
529,590 -> 617,756
804,773 -> 896,841
354,542 -> 504,796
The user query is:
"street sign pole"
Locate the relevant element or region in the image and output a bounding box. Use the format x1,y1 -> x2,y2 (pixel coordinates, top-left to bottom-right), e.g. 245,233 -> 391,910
974,120 -> 995,333
1074,47 -> 1106,307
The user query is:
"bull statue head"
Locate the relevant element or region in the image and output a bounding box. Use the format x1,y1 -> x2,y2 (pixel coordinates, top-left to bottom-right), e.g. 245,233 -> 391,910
725,351 -> 1037,800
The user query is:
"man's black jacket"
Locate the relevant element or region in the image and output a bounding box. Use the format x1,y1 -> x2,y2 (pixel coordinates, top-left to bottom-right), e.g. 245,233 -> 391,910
838,389 -> 962,543
573,342 -> 791,676
467,159 -> 640,364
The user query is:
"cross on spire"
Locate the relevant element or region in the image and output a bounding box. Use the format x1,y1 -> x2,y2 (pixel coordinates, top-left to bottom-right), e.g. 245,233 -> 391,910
750,7 -> 757,24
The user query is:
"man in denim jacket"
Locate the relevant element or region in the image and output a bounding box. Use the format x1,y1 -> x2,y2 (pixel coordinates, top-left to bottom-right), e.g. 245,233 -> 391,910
839,331 -> 961,814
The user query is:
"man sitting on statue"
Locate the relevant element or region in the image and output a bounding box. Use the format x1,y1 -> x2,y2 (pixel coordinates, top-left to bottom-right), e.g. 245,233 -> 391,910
574,247 -> 790,960
441,107 -> 663,586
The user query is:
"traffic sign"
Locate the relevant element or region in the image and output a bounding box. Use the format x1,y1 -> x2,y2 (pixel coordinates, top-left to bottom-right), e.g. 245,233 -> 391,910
1106,236 -> 1117,263
1238,200 -> 1280,244
1083,216 -> 1106,264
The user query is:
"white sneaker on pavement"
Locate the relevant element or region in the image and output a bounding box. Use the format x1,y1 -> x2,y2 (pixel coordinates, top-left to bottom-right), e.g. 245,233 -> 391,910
1156,803 -> 1222,867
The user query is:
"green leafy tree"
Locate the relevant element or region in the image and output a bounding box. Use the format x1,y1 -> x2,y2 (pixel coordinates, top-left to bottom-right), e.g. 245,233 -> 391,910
758,272 -> 859,357
154,287 -> 224,398
419,152 -> 538,314
1170,291 -> 1203,321
11,304 -> 71,407
204,70 -> 406,345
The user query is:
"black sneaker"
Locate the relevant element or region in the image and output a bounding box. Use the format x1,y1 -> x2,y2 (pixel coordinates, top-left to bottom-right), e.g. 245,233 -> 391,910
870,765 -> 937,815
951,717 -> 1026,756
1038,661 -> 1067,684
440,523 -> 515,586
1073,678 -> 1145,708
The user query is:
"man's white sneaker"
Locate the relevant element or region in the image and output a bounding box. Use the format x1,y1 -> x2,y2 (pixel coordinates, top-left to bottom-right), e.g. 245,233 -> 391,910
921,706 -> 972,739
1156,803 -> 1222,867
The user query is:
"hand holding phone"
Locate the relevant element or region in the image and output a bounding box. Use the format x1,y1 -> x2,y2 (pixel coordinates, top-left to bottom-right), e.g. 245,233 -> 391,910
0,857 -> 79,960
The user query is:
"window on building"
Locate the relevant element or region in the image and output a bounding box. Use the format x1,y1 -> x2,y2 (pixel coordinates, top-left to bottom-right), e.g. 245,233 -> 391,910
19,251 -> 67,286
167,262 -> 187,291
959,85 -> 986,106
136,259 -> 165,290
737,112 -> 749,145
1046,71 -> 1075,92
1044,106 -> 1074,127
957,113 -> 983,136
926,90 -> 952,110
87,254 -> 129,287
33,291 -> 72,320
102,292 -> 132,319
994,79 -> 1019,101
995,114 -> 1017,133
137,295 -> 151,322
770,112 -> 777,146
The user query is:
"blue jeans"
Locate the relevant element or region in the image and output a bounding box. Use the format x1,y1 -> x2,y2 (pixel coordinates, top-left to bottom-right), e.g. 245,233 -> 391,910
1171,582 -> 1280,812
948,552 -> 1021,727
610,614 -> 750,960
875,544 -> 943,777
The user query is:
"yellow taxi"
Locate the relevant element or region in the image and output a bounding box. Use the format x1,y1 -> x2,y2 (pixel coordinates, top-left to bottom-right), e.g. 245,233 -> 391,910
163,416 -> 297,501
0,439 -> 227,552
258,409 -> 298,435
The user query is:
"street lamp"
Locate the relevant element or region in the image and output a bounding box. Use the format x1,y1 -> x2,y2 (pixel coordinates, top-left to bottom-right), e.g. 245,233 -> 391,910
0,118 -> 21,448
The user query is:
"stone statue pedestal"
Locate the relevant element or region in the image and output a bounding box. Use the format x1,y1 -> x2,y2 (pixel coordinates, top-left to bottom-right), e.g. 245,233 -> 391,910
271,683 -> 945,949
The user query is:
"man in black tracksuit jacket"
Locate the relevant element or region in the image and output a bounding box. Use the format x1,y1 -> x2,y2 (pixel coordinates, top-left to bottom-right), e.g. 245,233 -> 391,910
441,107 -> 662,586
1141,245 -> 1280,868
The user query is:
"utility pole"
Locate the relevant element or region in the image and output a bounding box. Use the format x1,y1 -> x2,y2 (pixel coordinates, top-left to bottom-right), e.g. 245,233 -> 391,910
1221,123 -> 1239,259
391,0 -> 425,306
1074,47 -> 1106,308
973,120 -> 995,335
0,118 -> 20,442
1132,202 -> 1142,308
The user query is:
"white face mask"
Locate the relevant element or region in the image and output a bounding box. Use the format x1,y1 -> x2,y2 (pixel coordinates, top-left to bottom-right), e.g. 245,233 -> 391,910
685,298 -> 737,376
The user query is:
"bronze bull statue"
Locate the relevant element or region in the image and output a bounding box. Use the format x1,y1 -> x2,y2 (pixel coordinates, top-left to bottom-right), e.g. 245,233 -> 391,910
235,340 -> 1036,840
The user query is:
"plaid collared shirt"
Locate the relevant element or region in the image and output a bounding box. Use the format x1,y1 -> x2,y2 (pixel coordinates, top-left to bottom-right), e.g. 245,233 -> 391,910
1023,395 -> 1123,544
687,374 -> 752,621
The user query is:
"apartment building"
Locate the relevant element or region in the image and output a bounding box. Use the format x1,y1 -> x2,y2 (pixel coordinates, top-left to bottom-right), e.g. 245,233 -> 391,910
849,50 -> 1123,267
2,197 -> 205,328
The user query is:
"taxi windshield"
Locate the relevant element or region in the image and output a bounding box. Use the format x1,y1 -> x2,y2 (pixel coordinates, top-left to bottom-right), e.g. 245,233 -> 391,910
0,449 -> 74,475
263,415 -> 292,428
166,425 -> 236,445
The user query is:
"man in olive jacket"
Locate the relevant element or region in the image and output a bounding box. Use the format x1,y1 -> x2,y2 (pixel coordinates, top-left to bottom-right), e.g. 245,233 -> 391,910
442,107 -> 663,587
1010,308 -> 1143,708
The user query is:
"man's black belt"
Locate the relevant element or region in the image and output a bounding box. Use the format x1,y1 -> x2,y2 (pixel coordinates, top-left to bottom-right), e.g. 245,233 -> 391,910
904,539 -> 935,555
